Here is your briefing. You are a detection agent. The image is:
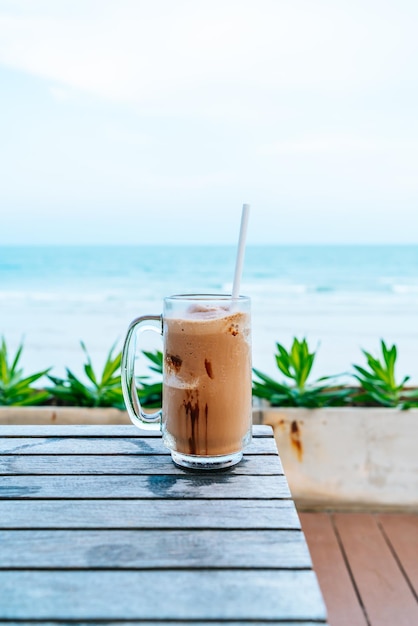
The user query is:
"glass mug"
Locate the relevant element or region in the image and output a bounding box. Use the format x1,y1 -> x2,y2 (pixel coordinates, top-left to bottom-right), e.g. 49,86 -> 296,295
121,294 -> 252,470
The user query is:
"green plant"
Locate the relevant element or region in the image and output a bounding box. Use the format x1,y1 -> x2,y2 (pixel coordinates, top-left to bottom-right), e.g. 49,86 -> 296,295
0,337 -> 51,406
138,350 -> 163,408
352,340 -> 418,408
47,341 -> 125,409
252,337 -> 352,408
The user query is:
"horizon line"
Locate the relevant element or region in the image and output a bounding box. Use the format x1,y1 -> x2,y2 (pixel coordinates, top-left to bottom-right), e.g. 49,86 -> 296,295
1,241 -> 418,247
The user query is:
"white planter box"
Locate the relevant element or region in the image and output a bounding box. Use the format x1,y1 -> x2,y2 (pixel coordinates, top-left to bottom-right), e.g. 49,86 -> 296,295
262,407 -> 418,510
0,407 -> 130,425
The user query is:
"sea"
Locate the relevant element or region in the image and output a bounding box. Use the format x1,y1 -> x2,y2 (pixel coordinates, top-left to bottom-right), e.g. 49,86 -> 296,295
1,244 -> 418,385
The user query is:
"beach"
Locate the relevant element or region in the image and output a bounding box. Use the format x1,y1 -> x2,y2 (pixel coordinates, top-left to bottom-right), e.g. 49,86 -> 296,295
1,244 -> 418,386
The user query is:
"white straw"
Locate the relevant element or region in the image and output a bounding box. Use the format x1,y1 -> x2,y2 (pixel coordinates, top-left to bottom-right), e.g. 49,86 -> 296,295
231,204 -> 250,299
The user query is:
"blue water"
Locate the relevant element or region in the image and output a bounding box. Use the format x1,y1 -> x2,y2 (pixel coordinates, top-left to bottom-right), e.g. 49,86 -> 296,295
1,244 -> 418,383
2,244 -> 418,293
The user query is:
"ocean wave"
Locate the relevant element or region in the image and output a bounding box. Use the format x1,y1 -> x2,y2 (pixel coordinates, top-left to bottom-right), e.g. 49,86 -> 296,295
223,281 -> 308,294
0,290 -> 117,304
391,284 -> 418,294
314,286 -> 335,293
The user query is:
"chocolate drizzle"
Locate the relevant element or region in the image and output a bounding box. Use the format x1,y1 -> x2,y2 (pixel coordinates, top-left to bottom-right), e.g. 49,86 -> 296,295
184,391 -> 199,455
204,403 -> 209,454
204,359 -> 214,379
166,354 -> 183,372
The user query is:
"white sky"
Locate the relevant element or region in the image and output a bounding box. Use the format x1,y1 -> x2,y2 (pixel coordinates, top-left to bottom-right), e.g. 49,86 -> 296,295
1,0 -> 418,244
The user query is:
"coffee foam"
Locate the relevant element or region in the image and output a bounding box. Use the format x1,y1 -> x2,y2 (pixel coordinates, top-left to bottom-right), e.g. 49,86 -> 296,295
166,307 -> 251,341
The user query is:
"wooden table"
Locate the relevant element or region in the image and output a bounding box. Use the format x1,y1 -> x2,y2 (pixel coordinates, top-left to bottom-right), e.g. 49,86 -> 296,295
0,424 -> 328,624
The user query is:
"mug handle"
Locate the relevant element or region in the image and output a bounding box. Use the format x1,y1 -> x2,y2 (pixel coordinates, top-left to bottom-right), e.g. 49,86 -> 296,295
121,314 -> 163,431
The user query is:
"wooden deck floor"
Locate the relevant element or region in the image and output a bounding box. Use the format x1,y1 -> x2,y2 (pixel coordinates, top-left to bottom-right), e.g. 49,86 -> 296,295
299,512 -> 418,626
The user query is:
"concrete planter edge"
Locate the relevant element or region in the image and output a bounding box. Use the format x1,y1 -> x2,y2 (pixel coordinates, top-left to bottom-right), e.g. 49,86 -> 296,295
0,406 -> 131,425
0,404 -> 263,426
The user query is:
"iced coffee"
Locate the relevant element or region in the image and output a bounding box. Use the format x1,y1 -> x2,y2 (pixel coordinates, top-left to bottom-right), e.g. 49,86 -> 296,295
121,294 -> 252,469
162,300 -> 252,459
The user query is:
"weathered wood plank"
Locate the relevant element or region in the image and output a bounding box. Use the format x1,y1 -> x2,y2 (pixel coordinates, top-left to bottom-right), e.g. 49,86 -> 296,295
0,453 -> 283,476
0,570 -> 327,621
0,499 -> 301,529
378,513 -> 418,598
0,529 -> 311,569
0,436 -> 166,454
0,424 -> 274,437
334,513 -> 418,626
0,424 -> 153,437
299,512 -> 367,626
0,435 -> 278,455
0,474 -> 291,499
